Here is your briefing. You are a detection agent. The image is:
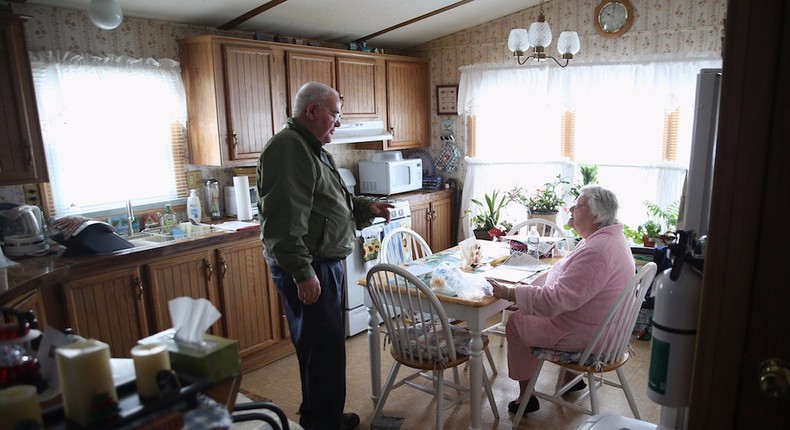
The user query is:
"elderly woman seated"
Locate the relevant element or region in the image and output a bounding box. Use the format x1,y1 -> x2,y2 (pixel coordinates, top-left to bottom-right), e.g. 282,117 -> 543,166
488,185 -> 635,414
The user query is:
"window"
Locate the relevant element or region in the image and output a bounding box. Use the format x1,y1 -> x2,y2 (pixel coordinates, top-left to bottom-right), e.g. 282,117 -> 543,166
458,59 -> 721,234
30,51 -> 187,216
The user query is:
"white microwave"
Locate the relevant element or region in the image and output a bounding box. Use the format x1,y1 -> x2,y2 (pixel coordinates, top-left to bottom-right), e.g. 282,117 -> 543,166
224,185 -> 258,217
359,158 -> 422,195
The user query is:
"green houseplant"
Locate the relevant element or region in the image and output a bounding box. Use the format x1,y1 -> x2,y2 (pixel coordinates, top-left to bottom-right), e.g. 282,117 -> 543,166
507,174 -> 570,215
569,164 -> 599,198
468,190 -> 512,240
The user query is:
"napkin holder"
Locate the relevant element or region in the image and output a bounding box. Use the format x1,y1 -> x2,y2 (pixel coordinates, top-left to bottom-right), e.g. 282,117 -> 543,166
138,329 -> 239,383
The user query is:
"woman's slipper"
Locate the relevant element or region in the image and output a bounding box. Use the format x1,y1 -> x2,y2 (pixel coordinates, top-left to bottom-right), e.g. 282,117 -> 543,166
508,395 -> 539,414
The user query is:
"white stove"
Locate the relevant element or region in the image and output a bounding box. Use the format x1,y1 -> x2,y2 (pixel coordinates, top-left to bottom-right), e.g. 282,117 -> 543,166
344,199 -> 411,337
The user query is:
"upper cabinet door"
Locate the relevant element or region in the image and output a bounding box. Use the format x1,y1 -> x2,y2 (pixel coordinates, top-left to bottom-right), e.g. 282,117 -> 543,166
223,44 -> 284,162
180,36 -> 286,166
0,13 -> 48,185
337,56 -> 385,120
285,51 -> 335,117
385,60 -> 430,150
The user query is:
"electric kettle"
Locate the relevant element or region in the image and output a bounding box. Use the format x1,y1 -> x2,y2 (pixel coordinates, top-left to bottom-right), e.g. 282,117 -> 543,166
0,205 -> 49,257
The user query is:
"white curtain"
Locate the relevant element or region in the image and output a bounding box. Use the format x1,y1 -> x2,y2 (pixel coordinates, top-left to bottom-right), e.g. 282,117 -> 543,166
30,51 -> 186,215
458,58 -> 721,239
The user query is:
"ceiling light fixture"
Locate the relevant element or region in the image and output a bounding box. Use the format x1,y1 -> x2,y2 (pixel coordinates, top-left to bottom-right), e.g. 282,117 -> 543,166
89,0 -> 123,30
508,0 -> 580,68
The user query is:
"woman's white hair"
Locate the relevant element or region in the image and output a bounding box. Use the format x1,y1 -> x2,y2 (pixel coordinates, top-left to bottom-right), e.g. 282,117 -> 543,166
580,185 -> 619,227
293,82 -> 338,117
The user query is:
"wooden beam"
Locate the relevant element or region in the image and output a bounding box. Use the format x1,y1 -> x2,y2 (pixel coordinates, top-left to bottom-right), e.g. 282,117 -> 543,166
218,0 -> 289,31
354,0 -> 476,43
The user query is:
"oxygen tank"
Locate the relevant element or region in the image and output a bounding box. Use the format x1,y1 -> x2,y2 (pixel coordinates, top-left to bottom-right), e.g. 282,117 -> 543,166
647,230 -> 704,407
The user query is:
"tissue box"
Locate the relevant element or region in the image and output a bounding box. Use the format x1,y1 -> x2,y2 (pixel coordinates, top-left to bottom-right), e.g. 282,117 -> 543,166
139,329 -> 240,383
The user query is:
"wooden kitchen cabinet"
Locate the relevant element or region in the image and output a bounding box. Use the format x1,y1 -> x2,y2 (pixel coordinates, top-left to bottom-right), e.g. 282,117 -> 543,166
2,289 -> 47,329
384,59 -> 430,150
0,13 -> 48,185
179,36 -> 287,166
216,239 -> 291,372
62,267 -> 150,358
285,50 -> 385,120
145,247 -> 222,334
401,189 -> 453,252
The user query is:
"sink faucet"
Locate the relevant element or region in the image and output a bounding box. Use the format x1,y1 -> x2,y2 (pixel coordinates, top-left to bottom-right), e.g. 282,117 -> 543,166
125,200 -> 135,236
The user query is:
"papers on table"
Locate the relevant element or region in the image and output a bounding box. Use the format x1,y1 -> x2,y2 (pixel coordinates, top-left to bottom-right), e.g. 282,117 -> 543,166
402,264 -> 433,277
484,251 -> 551,283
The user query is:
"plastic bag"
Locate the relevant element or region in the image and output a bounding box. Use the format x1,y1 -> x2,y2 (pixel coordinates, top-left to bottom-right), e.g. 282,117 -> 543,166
429,262 -> 493,300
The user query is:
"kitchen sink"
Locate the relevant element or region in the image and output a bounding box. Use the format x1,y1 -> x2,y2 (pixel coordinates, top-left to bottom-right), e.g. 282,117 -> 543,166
126,223 -> 222,247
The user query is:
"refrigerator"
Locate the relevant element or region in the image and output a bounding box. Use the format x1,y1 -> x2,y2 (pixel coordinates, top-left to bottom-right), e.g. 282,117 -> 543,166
679,68 -> 722,237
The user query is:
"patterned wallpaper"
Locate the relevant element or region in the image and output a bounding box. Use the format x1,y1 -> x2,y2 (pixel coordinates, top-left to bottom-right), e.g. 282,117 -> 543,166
1,0 -> 725,205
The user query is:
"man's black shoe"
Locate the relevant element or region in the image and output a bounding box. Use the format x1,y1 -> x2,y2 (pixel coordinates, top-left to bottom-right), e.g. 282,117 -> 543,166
299,412 -> 360,429
508,396 -> 539,414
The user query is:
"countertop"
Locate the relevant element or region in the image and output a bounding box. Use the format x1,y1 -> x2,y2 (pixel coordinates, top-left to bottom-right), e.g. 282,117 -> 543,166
0,226 -> 260,305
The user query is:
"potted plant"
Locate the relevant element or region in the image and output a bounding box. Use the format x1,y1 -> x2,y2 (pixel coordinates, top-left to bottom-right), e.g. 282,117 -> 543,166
507,174 -> 570,223
569,164 -> 599,198
468,190 -> 512,240
634,200 -> 679,247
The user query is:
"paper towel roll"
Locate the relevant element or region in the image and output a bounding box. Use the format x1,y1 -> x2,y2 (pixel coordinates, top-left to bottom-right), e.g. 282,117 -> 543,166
233,176 -> 254,221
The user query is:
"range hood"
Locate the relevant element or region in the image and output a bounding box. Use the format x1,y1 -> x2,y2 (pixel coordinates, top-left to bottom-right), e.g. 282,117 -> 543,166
330,120 -> 393,144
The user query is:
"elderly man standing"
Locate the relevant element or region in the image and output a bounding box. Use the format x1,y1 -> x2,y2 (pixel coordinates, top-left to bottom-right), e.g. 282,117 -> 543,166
489,185 -> 635,415
257,82 -> 393,430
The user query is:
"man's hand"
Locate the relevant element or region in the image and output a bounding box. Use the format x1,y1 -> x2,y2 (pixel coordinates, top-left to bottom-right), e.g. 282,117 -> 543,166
297,276 -> 321,305
369,201 -> 395,223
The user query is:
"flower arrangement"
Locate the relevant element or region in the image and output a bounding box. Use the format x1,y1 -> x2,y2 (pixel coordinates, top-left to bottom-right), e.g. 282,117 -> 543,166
507,174 -> 570,214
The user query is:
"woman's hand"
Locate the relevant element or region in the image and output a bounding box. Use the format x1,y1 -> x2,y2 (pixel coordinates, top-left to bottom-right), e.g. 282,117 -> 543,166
487,278 -> 515,301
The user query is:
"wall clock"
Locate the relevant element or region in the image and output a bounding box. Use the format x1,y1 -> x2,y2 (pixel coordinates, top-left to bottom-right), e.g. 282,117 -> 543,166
594,0 -> 634,37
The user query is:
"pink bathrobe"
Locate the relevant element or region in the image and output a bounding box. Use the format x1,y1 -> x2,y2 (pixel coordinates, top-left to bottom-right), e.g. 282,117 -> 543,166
507,223 -> 635,381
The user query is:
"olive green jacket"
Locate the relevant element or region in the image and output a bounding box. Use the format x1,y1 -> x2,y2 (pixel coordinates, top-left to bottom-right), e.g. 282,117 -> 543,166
257,118 -> 376,282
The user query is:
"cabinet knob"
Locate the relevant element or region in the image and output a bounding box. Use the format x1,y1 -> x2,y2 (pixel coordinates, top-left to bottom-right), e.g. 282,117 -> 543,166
23,138 -> 33,166
231,132 -> 238,148
220,257 -> 228,278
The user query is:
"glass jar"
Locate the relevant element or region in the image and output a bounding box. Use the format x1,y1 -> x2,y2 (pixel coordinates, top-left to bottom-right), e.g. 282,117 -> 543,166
0,319 -> 44,391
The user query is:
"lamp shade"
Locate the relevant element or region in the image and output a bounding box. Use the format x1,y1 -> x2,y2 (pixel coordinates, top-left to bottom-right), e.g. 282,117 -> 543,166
89,0 -> 123,30
508,29 -> 530,54
557,31 -> 581,55
528,21 -> 552,48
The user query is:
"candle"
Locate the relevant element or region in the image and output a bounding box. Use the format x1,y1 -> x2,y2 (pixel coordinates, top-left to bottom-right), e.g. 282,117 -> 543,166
131,342 -> 171,400
56,338 -> 118,427
0,385 -> 42,430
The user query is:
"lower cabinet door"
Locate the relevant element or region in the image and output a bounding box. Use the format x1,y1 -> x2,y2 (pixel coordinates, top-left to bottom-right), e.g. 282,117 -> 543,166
62,267 -> 149,358
145,248 -> 221,334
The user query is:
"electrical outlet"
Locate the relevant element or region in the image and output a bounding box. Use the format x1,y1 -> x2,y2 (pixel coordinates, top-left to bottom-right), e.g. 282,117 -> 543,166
22,184 -> 40,206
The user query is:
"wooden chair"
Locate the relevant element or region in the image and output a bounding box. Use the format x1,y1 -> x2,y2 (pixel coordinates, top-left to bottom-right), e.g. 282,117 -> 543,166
483,218 -> 576,347
366,263 -> 499,429
511,262 -> 658,428
381,227 -> 498,374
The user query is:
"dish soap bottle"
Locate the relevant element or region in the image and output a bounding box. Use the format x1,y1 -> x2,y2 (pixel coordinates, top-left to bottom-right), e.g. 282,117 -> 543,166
161,204 -> 177,233
187,189 -> 202,225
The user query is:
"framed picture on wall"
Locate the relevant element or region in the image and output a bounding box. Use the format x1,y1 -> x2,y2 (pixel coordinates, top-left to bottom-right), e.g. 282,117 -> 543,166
436,84 -> 459,115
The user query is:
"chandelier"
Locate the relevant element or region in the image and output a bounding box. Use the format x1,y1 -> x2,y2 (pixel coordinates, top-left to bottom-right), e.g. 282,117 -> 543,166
507,0 -> 580,68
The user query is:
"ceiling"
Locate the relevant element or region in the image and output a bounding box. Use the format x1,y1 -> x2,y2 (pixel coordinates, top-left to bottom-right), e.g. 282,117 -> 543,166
21,0 -> 540,50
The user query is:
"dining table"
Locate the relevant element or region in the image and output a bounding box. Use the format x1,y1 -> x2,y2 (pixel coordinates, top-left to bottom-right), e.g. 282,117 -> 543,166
358,241 -> 561,430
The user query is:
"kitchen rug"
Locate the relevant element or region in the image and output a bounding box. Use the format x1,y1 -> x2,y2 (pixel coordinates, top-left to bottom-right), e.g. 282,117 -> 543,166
371,415 -> 404,430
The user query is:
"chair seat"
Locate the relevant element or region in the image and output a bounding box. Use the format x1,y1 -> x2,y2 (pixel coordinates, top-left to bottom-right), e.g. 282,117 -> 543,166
531,346 -> 632,373
392,331 -> 490,370
398,323 -> 490,366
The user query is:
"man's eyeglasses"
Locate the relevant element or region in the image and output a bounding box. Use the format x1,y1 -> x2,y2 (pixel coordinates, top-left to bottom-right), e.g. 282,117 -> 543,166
316,105 -> 342,123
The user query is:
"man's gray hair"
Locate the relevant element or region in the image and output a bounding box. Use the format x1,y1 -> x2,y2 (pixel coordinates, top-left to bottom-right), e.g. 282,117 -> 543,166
293,82 -> 338,117
580,185 -> 619,227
